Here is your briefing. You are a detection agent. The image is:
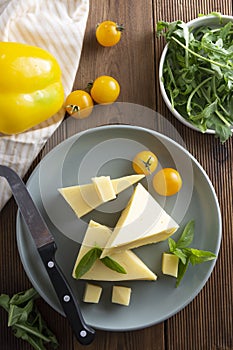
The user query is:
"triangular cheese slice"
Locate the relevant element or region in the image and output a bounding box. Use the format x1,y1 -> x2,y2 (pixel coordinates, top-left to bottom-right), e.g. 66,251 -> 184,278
72,220 -> 157,281
101,183 -> 179,257
58,174 -> 145,218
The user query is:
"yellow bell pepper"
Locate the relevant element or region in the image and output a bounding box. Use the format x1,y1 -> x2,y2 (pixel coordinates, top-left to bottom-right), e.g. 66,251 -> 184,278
0,42 -> 64,134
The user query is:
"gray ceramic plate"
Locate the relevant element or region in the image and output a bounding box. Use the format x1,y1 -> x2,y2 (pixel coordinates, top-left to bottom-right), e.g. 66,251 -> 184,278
16,125 -> 221,331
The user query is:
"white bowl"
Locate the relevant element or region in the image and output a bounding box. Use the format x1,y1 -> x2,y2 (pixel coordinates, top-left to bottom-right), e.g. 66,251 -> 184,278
159,15 -> 233,134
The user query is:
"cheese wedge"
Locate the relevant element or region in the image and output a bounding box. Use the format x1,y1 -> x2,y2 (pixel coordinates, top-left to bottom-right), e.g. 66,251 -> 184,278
72,220 -> 157,281
58,174 -> 145,218
92,176 -> 116,202
101,183 -> 179,257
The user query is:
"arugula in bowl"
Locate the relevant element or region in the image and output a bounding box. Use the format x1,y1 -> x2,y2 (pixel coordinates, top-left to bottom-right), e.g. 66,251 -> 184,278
157,14 -> 233,142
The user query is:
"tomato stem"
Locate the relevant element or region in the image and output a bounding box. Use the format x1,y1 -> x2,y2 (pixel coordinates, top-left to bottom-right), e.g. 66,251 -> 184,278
85,81 -> 93,94
141,156 -> 152,173
66,104 -> 80,115
116,24 -> 124,32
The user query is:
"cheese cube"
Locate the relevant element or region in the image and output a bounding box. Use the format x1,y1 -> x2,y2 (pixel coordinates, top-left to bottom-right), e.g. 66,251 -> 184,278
162,253 -> 179,277
83,283 -> 102,303
112,286 -> 132,306
92,176 -> 116,202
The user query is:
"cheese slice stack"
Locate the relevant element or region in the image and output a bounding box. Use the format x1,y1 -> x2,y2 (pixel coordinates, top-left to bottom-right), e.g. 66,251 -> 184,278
101,183 -> 179,257
58,174 -> 145,218
72,220 -> 157,281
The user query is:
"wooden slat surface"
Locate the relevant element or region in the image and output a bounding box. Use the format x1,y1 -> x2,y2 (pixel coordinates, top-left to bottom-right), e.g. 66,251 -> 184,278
0,1 -> 232,349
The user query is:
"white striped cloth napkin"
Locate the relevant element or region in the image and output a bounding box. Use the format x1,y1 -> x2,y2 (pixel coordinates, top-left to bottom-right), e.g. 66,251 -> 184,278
0,0 -> 89,210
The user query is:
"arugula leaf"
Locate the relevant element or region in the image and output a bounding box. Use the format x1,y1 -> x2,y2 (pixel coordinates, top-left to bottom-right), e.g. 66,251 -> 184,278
165,220 -> 216,286
156,21 -> 169,35
74,247 -> 102,278
0,288 -> 59,349
74,246 -> 127,278
100,256 -> 127,274
157,14 -> 233,142
8,300 -> 34,326
10,288 -> 38,306
0,294 -> 10,312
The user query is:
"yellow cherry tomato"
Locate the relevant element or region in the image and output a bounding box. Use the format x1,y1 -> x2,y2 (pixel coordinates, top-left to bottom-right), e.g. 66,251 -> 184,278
153,168 -> 182,196
90,75 -> 120,104
132,151 -> 158,175
96,21 -> 124,47
65,90 -> 93,119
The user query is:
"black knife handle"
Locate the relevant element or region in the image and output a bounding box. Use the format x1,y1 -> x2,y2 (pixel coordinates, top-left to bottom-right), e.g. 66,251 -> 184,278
38,242 -> 95,346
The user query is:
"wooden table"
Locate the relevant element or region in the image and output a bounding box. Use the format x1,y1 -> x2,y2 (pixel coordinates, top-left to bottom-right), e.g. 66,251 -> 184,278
1,1 -> 232,349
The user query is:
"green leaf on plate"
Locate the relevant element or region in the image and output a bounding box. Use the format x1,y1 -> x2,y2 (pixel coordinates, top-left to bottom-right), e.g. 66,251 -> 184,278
74,247 -> 102,279
176,220 -> 195,248
176,257 -> 190,287
74,246 -> 127,278
168,237 -> 177,252
173,248 -> 188,265
185,248 -> 216,265
165,219 -> 216,287
100,256 -> 127,274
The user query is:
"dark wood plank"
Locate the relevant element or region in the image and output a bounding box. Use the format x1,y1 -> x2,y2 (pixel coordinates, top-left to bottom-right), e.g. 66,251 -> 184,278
0,200 -> 32,350
73,0 -> 156,110
154,1 -> 233,349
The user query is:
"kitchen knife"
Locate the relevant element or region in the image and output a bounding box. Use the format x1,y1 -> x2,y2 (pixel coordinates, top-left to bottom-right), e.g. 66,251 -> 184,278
0,165 -> 95,345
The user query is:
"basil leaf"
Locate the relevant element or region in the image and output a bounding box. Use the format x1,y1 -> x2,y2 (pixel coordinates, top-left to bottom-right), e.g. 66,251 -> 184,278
185,248 -> 216,265
74,247 -> 102,278
164,219 -> 217,287
168,237 -> 177,252
100,256 -> 127,274
176,257 -> 190,287
75,246 -> 127,277
173,248 -> 187,265
176,220 -> 194,248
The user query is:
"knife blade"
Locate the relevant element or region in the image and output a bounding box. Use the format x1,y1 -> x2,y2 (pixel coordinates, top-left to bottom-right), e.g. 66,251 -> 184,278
0,165 -> 95,345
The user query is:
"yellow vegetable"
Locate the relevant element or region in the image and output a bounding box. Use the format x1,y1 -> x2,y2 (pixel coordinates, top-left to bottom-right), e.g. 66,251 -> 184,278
162,253 -> 179,277
0,42 -> 64,134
